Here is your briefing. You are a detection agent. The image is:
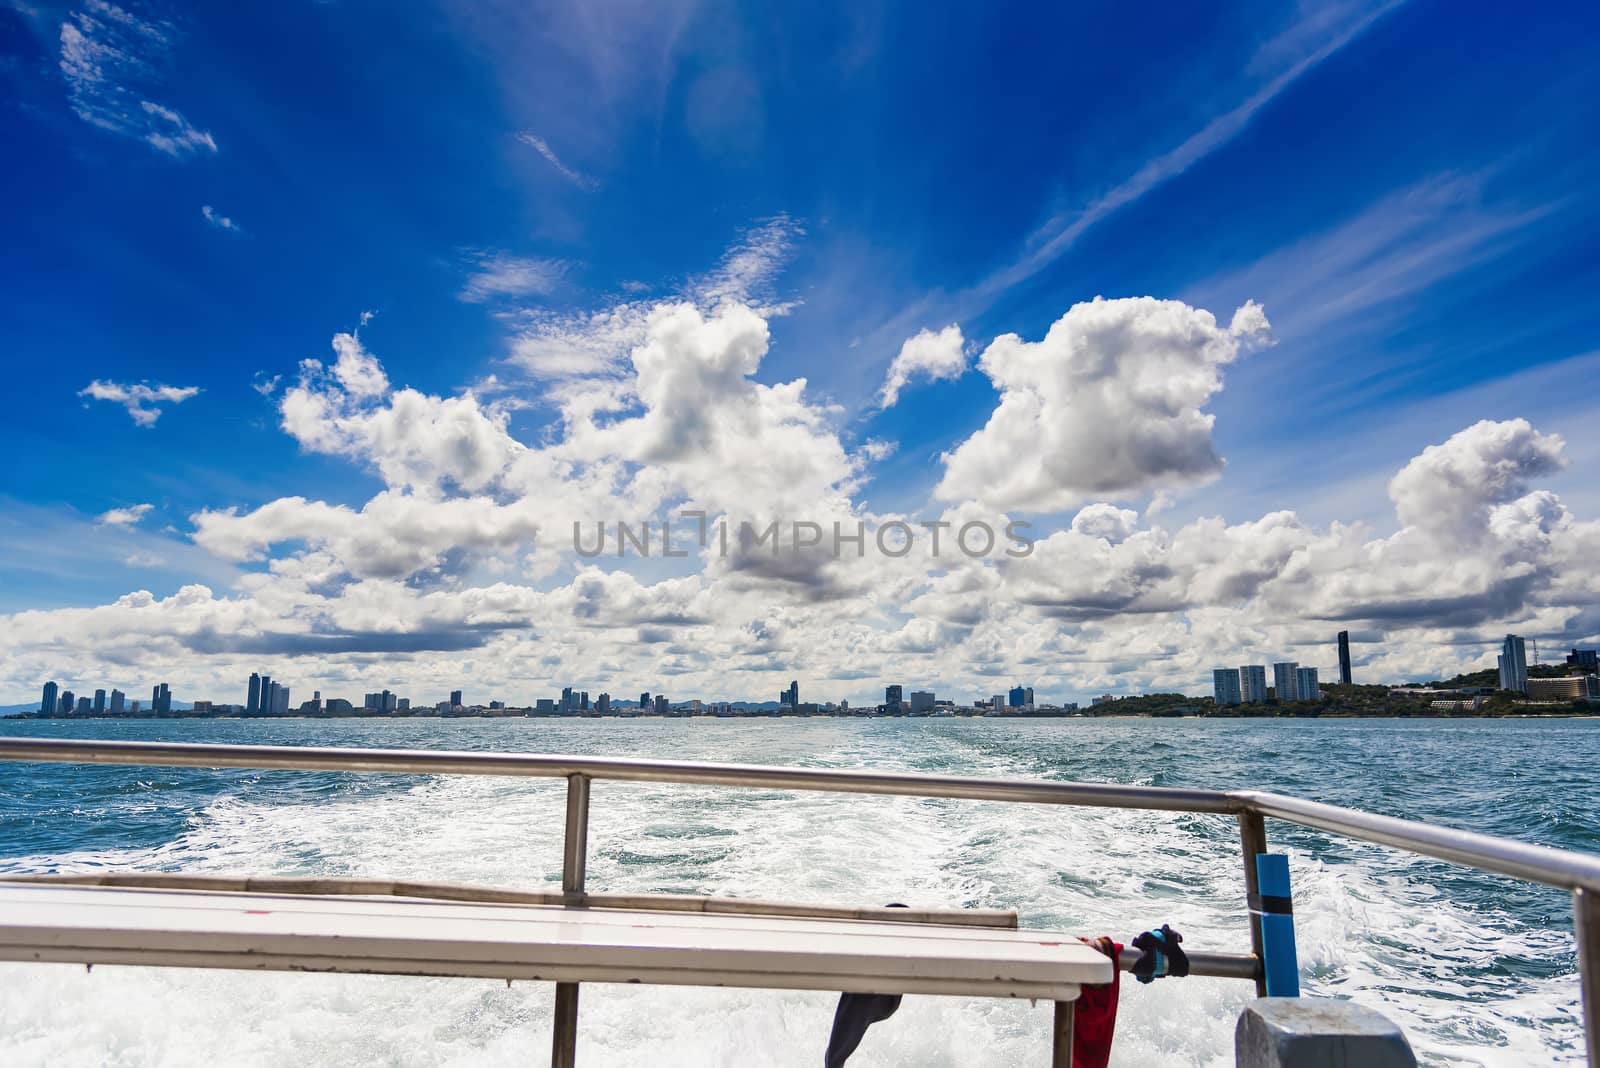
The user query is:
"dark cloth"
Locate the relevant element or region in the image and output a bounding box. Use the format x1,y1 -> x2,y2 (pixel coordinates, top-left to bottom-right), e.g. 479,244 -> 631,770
824,904 -> 908,1067
1130,924 -> 1189,984
1072,937 -> 1122,1068
824,991 -> 903,1068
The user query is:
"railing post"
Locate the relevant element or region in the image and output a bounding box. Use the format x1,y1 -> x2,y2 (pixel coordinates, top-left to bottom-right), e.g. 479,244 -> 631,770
1239,811 -> 1269,997
1576,887 -> 1599,1067
552,773 -> 590,1068
1050,1000 -> 1074,1067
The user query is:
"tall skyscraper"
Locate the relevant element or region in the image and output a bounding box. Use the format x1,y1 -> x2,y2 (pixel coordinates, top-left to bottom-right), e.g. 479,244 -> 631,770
1239,665 -> 1268,704
1213,669 -> 1242,706
597,692 -> 611,715
885,684 -> 903,710
93,689 -> 106,714
1498,634 -> 1528,693
1272,662 -> 1300,702
258,675 -> 272,716
109,689 -> 125,714
1295,667 -> 1320,701
781,680 -> 799,707
910,690 -> 935,713
450,689 -> 464,707
248,673 -> 262,715
60,689 -> 74,714
76,696 -> 91,714
41,681 -> 58,715
1337,631 -> 1352,686
1008,685 -> 1034,708
639,692 -> 651,709
156,683 -> 171,714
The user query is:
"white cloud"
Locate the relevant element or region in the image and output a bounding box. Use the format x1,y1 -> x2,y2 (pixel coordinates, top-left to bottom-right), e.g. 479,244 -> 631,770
58,1 -> 216,157
201,204 -> 242,234
122,551 -> 165,568
79,379 -> 201,426
936,297 -> 1272,512
97,503 -> 153,527
878,324 -> 967,408
459,251 -> 567,303
1388,419 -> 1565,541
516,131 -> 597,190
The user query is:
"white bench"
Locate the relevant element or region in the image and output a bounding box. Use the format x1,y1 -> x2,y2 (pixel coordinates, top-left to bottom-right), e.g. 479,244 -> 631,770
0,882 -> 1110,1062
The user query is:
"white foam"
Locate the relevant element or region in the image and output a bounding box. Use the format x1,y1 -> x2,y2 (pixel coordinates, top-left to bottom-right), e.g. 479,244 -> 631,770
0,725 -> 1586,1066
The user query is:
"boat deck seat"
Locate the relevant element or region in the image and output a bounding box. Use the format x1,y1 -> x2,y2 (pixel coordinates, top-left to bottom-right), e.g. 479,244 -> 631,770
0,882 -> 1113,1001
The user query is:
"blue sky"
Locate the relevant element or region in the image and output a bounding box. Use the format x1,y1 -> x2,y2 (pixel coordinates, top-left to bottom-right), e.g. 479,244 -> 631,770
1,0 -> 1597,706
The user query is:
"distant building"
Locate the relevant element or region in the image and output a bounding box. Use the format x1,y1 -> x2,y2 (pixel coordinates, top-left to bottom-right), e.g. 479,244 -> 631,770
1567,648 -> 1599,673
640,692 -> 651,709
76,696 -> 91,714
885,684 -> 903,710
450,689 -> 464,707
1212,669 -> 1242,706
1008,685 -> 1034,708
397,698 -> 410,711
274,685 -> 290,715
653,694 -> 669,715
248,673 -> 262,715
1337,631 -> 1352,686
597,693 -> 611,715
990,693 -> 1007,712
910,690 -> 936,714
1295,667 -> 1320,701
1239,665 -> 1268,704
781,680 -> 799,708
93,689 -> 106,714
151,683 -> 171,714
325,698 -> 354,713
1497,635 -> 1528,693
1527,676 -> 1600,701
109,689 -> 125,715
1091,694 -> 1115,705
41,681 -> 58,715
536,699 -> 557,714
1272,662 -> 1300,702
60,690 -> 75,714
259,675 -> 273,715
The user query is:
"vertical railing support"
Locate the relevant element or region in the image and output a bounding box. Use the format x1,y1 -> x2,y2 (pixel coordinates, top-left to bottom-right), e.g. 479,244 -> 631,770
1255,853 -> 1299,998
1576,887 -> 1599,1067
552,774 -> 591,1068
1050,1000 -> 1074,1067
1239,811 -> 1269,997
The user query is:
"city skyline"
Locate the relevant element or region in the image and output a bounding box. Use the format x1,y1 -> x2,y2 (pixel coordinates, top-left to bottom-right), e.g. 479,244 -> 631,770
3,2 -> 1599,706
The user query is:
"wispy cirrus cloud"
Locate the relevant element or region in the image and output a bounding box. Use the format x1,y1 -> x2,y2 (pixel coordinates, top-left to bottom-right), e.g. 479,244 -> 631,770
97,503 -> 153,527
516,131 -> 597,190
201,204 -> 243,234
977,0 -> 1404,300
57,0 -> 217,158
459,250 -> 567,303
79,379 -> 200,426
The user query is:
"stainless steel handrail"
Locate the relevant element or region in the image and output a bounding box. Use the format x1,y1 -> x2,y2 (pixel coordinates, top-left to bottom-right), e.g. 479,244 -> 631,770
1,735 -> 1595,1065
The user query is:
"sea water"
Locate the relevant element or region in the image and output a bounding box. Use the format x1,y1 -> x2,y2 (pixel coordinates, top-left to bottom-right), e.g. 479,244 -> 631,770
0,716 -> 1593,1066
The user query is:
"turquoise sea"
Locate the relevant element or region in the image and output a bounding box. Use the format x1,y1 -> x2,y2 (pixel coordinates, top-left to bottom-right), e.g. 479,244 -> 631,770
1,716 -> 1595,1066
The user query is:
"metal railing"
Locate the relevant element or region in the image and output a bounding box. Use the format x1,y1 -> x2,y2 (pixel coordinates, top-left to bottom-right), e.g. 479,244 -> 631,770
1,736 -> 1596,1066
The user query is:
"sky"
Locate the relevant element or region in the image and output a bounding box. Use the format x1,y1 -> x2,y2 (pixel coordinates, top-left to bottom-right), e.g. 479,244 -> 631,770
1,0 -> 1597,708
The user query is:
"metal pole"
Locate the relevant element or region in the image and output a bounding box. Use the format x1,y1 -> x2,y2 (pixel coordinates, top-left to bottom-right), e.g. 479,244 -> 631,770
1254,853 -> 1299,998
1239,811 -> 1269,997
1577,887 -> 1599,1067
1050,1000 -> 1074,1067
552,774 -> 590,1068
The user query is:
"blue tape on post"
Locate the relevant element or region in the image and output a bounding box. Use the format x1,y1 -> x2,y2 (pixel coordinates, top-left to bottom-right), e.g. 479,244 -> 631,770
1254,852 -> 1300,997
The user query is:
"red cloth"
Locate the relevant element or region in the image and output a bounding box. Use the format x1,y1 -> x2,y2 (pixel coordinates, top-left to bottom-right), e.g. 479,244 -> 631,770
1072,938 -> 1122,1068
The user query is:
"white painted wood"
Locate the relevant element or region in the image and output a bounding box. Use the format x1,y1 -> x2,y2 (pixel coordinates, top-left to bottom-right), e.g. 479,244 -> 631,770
0,884 -> 1110,1000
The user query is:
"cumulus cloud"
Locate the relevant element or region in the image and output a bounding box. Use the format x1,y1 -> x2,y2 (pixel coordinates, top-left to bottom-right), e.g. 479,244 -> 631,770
936,296 -> 1272,512
878,324 -> 967,407
97,503 -> 153,527
201,204 -> 242,234
1388,418 -> 1566,540
516,131 -> 597,190
79,379 -> 200,426
58,1 -> 216,157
